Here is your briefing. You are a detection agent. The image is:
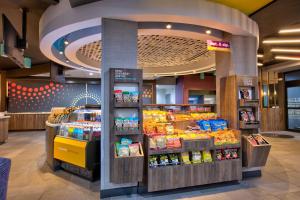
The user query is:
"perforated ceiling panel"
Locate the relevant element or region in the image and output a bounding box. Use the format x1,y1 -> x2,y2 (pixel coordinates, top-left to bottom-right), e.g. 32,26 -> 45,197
78,35 -> 214,68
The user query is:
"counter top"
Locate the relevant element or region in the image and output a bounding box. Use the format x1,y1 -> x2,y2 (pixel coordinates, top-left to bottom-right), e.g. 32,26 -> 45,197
7,112 -> 51,115
0,116 -> 10,119
46,121 -> 61,127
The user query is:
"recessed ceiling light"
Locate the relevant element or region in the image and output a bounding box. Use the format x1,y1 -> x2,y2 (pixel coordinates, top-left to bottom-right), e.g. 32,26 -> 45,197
275,55 -> 300,61
263,39 -> 300,44
279,28 -> 300,34
205,30 -> 212,35
66,60 -> 69,63
64,40 -> 69,45
271,48 -> 300,53
59,51 -> 63,55
257,63 -> 263,66
257,54 -> 263,58
89,72 -> 94,76
166,24 -> 172,29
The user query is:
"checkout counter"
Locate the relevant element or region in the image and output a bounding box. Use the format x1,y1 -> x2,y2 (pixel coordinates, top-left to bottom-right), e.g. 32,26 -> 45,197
0,114 -> 10,144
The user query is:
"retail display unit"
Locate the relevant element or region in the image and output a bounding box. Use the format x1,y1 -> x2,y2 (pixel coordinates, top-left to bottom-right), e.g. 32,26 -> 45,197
109,68 -> 144,184
46,107 -> 101,181
220,75 -> 271,169
0,115 -> 10,144
142,105 -> 242,192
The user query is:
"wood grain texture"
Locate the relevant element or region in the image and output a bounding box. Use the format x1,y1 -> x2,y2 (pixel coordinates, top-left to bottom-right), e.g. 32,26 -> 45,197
261,108 -> 285,132
8,113 -> 49,131
0,118 -> 9,143
148,160 -> 242,192
45,124 -> 60,169
242,135 -> 271,168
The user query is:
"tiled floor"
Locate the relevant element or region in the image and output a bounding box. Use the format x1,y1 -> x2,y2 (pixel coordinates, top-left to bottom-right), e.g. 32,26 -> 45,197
1,131 -> 300,200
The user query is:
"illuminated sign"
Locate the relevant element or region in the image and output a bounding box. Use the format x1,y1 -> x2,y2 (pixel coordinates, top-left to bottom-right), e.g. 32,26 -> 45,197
207,40 -> 230,52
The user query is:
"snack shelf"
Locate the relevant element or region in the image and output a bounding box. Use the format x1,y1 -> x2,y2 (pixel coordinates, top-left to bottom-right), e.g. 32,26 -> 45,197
215,143 -> 241,150
183,138 -> 214,151
109,68 -> 144,184
239,121 -> 260,129
114,102 -> 140,108
114,129 -> 141,136
242,135 -> 271,168
238,99 -> 259,107
148,148 -> 183,156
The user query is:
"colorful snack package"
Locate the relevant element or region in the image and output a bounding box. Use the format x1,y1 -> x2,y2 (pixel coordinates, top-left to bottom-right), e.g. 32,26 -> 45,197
240,111 -> 249,122
197,120 -> 211,131
149,137 -> 157,149
192,151 -> 202,164
202,151 -> 213,163
159,155 -> 169,166
165,124 -> 174,135
216,150 -> 223,161
181,152 -> 191,164
118,145 -> 129,157
149,156 -> 158,168
247,111 -> 256,122
115,117 -> 123,130
230,149 -> 238,159
129,143 -> 140,156
156,123 -> 166,134
120,137 -> 132,145
114,90 -> 123,102
131,91 -> 139,103
123,117 -> 131,130
224,149 -> 231,159
122,91 -> 131,102
169,154 -> 180,165
155,136 -> 167,149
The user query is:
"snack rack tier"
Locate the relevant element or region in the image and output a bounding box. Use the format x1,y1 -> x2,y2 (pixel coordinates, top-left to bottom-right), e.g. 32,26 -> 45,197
144,130 -> 242,192
109,68 -> 144,184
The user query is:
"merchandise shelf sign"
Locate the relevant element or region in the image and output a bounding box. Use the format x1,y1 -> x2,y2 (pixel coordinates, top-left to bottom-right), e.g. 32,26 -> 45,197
207,40 -> 230,52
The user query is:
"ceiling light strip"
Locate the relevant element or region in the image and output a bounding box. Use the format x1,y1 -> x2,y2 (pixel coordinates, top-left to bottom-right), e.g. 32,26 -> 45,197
275,55 -> 300,61
263,39 -> 300,44
279,28 -> 300,34
271,48 -> 300,53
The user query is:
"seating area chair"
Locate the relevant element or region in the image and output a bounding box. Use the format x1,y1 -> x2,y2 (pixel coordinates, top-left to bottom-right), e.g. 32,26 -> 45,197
0,157 -> 11,200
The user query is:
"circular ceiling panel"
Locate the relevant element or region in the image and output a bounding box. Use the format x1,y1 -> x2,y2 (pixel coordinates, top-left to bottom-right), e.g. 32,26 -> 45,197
77,35 -> 214,69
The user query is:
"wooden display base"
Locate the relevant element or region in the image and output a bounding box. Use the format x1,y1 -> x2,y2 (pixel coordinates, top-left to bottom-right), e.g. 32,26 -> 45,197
148,159 -> 242,192
242,135 -> 271,168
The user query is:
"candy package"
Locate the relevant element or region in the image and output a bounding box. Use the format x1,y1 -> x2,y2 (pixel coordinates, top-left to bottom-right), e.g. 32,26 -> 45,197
230,149 -> 238,159
181,152 -> 191,164
202,151 -> 213,163
166,137 -> 181,148
239,88 -> 252,100
192,151 -> 202,164
122,91 -> 131,102
156,124 -> 166,134
129,143 -> 140,156
165,124 -> 174,135
224,149 -> 231,159
115,117 -> 123,130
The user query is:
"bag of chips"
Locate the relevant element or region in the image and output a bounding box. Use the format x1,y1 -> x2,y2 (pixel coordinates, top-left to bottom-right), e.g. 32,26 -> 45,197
129,143 -> 140,156
247,111 -> 256,122
202,151 -> 212,163
169,154 -> 180,165
149,137 -> 157,149
118,144 -> 129,157
192,151 -> 202,164
120,137 -> 132,145
155,136 -> 167,149
239,111 -> 249,122
181,152 -> 191,164
149,156 -> 158,168
197,120 -> 211,131
159,155 -> 169,166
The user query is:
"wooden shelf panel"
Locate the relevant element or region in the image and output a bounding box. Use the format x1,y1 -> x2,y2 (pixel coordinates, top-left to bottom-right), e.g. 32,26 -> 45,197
238,99 -> 259,107
215,143 -> 241,149
239,121 -> 260,129
148,148 -> 183,155
114,129 -> 141,136
183,138 -> 214,151
114,102 -> 140,108
148,159 -> 242,192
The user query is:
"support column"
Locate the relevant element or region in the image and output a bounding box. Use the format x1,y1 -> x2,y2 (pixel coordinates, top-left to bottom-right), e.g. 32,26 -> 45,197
100,19 -> 138,192
215,34 -> 258,114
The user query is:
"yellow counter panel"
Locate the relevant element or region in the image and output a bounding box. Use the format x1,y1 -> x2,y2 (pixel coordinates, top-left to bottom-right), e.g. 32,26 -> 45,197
54,136 -> 87,168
